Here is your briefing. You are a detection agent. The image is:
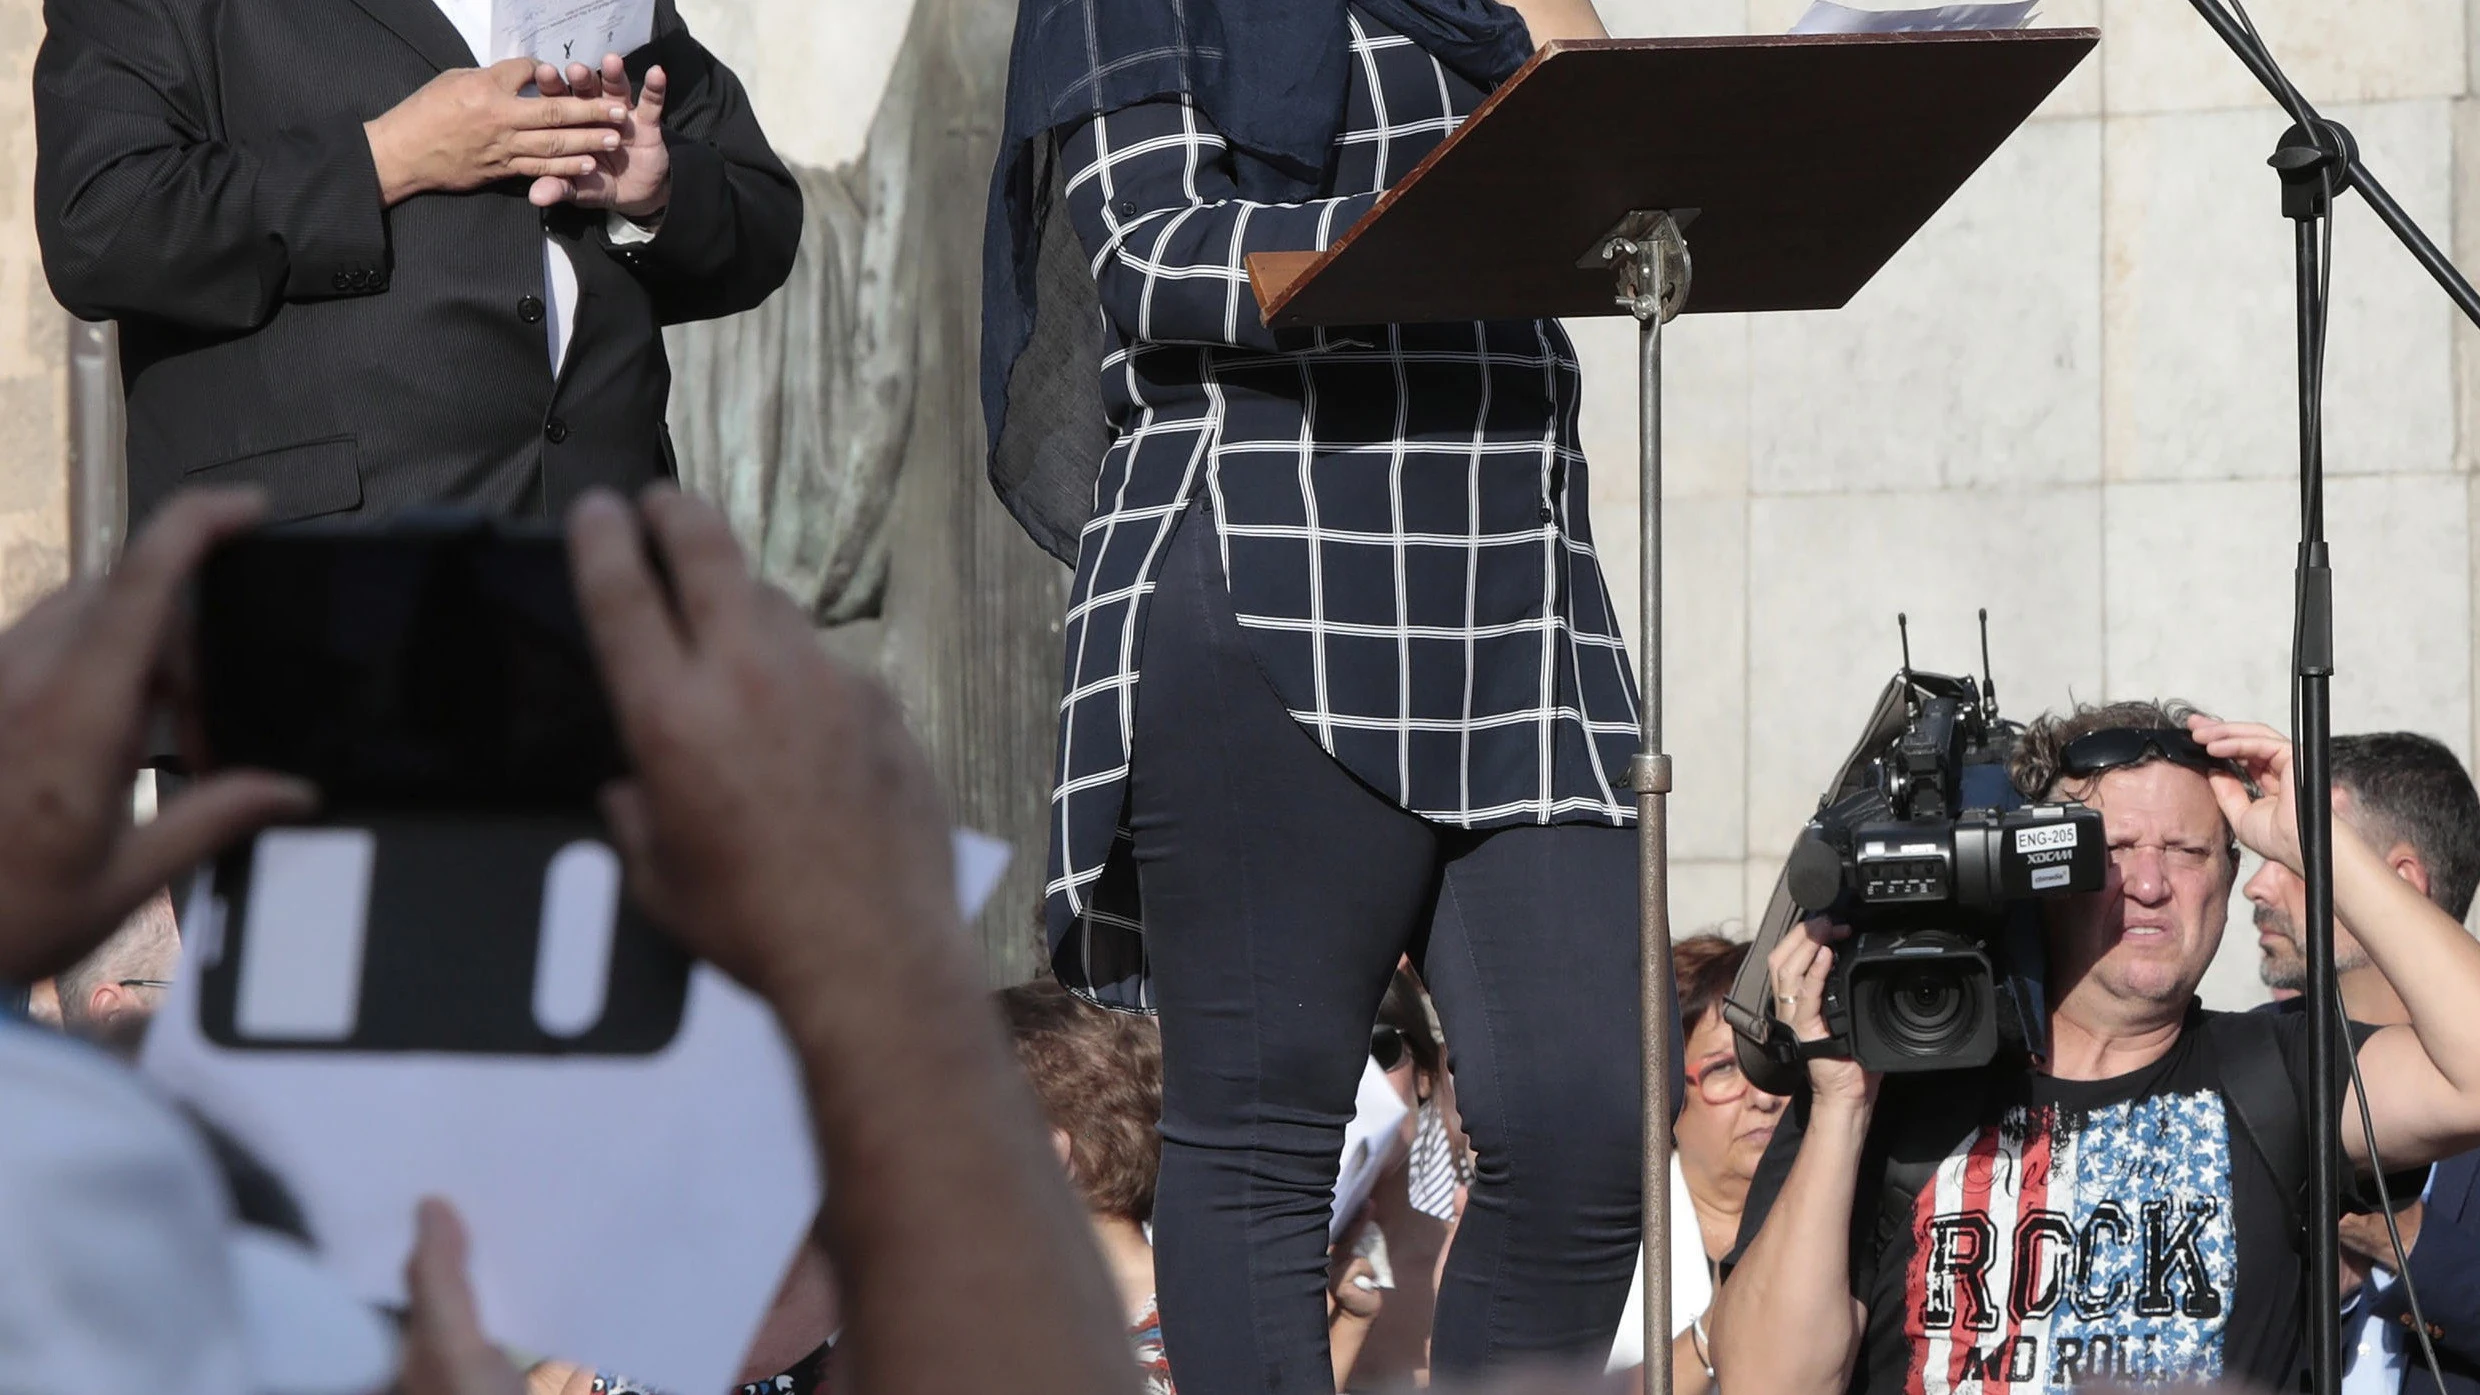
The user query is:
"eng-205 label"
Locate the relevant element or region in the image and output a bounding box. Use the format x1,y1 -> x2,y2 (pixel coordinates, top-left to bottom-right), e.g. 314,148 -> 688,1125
2014,822 -> 2081,854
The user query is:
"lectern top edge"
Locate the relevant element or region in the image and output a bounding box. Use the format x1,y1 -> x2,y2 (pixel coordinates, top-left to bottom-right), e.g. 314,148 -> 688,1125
1543,25 -> 2099,53
1249,25 -> 2099,327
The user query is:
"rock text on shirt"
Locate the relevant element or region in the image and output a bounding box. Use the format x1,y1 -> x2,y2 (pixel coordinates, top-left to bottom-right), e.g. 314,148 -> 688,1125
1900,1091 -> 2236,1394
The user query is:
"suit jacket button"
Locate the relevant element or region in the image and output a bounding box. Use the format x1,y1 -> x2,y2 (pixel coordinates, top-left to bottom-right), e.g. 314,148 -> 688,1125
519,295 -> 546,324
332,271 -> 351,291
544,419 -> 570,444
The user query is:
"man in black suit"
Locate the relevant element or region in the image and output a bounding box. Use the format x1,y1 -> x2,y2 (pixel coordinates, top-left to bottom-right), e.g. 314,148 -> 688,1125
2252,732 -> 2480,1395
33,0 -> 800,529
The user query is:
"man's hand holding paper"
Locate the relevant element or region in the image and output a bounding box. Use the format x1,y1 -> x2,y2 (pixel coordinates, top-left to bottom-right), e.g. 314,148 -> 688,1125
363,59 -> 628,209
528,55 -> 674,219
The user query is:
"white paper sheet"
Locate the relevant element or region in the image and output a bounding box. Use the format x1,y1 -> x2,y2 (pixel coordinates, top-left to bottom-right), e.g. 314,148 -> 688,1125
1329,1059 -> 1412,1243
146,829 -> 1013,1395
950,829 -> 1014,930
1789,0 -> 2040,33
493,0 -> 654,67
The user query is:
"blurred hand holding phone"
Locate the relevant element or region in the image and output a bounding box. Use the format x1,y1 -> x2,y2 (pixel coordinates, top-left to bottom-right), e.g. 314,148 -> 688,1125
190,514 -> 681,1057
161,510 -> 1014,1391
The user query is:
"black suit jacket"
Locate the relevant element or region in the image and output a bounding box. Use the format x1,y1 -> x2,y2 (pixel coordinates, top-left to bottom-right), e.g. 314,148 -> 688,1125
33,0 -> 800,527
2371,1151 -> 2480,1395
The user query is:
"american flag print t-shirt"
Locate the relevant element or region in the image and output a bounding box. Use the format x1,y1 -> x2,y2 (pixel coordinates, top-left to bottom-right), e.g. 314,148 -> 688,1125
1901,1091 -> 2237,1392
1830,1008 -> 2320,1395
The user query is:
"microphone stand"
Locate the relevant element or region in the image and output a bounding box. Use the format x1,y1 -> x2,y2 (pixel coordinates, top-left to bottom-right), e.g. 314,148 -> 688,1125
2177,6 -> 2480,1395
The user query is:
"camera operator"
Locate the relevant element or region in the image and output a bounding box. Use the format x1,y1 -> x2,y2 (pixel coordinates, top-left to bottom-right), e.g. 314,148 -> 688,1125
2250,732 -> 2480,1395
1708,701 -> 2480,1395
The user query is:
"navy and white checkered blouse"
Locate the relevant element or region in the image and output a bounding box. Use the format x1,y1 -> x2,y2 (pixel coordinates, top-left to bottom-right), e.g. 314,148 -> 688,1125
1047,7 -> 1640,1011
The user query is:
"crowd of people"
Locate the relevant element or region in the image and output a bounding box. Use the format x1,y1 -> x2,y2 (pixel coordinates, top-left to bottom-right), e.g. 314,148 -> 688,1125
12,0 -> 2480,1391
12,485 -> 2480,1395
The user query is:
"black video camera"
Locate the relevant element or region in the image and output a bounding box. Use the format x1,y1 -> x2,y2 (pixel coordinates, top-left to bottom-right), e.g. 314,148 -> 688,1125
1779,658 -> 2106,1076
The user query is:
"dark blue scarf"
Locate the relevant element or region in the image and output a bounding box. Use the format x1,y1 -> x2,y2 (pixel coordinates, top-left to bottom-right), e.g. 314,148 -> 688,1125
980,0 -> 1536,564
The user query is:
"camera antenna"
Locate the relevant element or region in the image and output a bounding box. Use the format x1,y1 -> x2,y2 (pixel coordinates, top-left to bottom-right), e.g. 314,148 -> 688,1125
1897,613 -> 1919,715
1977,608 -> 1999,721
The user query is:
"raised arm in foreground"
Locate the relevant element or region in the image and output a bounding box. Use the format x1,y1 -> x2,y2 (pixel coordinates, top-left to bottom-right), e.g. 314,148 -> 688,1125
567,486 -> 1140,1395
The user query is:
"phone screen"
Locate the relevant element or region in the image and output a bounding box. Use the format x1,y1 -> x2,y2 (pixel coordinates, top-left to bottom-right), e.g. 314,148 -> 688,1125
196,523 -> 626,809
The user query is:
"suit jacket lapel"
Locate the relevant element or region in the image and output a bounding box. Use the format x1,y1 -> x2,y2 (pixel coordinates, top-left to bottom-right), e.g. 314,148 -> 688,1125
344,0 -> 476,72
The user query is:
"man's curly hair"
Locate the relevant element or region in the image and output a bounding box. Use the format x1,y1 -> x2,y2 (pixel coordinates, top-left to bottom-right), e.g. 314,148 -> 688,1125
2008,698 -> 2216,801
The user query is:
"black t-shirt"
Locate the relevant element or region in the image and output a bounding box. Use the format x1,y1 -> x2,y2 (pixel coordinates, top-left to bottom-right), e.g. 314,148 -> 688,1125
1736,1005 -> 2342,1395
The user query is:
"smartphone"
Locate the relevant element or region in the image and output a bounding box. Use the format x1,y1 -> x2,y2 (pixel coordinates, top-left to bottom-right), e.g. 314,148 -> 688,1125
193,817 -> 691,1056
195,515 -> 626,810
191,515 -> 689,1055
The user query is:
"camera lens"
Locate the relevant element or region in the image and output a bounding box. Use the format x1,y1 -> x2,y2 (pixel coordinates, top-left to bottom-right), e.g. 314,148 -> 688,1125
1870,964 -> 1978,1058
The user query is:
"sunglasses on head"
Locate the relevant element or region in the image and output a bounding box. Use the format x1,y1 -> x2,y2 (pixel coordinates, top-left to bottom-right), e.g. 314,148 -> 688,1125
2058,727 -> 2241,782
1371,1023 -> 1407,1072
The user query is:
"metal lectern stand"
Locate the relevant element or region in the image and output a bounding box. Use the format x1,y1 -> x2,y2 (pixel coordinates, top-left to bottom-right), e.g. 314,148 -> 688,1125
1604,210 -> 1690,1395
1246,29 -> 2092,1390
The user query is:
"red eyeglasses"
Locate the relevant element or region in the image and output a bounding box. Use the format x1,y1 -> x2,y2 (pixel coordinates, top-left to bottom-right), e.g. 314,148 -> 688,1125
1685,1052 -> 1754,1107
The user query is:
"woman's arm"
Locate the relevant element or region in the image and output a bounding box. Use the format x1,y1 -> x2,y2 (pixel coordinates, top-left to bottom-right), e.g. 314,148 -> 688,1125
1706,921 -> 1877,1395
1058,100 -> 1380,354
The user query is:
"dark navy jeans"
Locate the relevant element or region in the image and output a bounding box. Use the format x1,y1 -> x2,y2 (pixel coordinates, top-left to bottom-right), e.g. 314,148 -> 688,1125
1130,503 -> 1660,1395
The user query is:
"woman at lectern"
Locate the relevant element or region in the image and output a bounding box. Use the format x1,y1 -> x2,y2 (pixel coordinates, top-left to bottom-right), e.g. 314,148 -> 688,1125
982,1 -> 1670,1390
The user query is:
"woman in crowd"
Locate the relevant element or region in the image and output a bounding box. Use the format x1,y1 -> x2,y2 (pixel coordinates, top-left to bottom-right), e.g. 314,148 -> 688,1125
999,979 -> 1177,1395
1345,969 -> 1471,1389
1609,935 -> 1788,1395
982,0 -> 1658,1389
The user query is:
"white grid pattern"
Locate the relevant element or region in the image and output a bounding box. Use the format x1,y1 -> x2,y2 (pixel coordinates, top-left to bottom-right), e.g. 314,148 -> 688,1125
1043,8 -> 1640,1010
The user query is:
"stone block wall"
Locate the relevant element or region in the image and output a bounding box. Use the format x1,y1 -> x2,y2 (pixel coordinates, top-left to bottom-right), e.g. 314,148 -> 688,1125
0,0 -> 69,620
1584,0 -> 2480,1009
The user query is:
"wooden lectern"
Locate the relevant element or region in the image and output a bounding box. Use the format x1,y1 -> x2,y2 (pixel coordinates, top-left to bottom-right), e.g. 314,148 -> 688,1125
1247,28 -> 2093,1393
